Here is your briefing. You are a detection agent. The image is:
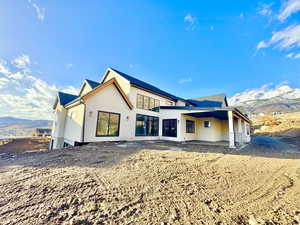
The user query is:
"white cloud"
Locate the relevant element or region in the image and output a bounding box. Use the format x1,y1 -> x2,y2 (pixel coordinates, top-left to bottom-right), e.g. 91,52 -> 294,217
12,54 -> 31,70
278,0 -> 300,22
28,0 -> 45,22
258,2 -> 274,17
0,56 -> 79,120
256,41 -> 268,50
229,82 -> 300,106
257,24 -> 300,51
286,52 -> 300,58
184,13 -> 198,31
178,77 -> 192,84
65,63 -> 73,69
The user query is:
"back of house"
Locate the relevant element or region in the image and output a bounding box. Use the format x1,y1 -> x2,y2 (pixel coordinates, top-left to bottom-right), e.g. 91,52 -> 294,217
50,68 -> 251,150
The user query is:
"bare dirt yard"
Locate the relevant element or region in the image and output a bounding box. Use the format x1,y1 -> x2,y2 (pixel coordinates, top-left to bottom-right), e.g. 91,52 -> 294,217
0,138 -> 50,155
0,139 -> 300,225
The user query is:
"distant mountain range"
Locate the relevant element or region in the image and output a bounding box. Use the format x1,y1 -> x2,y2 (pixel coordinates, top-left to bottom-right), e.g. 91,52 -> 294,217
0,117 -> 52,136
229,85 -> 300,115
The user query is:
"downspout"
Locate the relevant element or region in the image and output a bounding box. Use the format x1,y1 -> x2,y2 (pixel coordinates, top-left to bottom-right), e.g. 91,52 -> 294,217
81,99 -> 86,143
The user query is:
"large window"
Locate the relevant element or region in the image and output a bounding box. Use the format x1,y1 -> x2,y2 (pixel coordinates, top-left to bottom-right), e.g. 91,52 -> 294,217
135,114 -> 159,136
96,111 -> 120,136
163,119 -> 177,137
136,94 -> 160,112
186,120 -> 195,133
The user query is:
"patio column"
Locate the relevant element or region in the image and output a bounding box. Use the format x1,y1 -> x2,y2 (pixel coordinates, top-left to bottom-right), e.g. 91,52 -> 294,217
228,111 -> 235,148
237,118 -> 243,144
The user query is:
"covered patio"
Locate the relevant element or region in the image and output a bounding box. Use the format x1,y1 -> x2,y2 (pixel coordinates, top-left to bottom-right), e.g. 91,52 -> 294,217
181,108 -> 251,148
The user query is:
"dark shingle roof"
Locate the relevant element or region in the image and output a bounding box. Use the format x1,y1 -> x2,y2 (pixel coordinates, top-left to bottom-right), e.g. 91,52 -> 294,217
85,79 -> 100,89
58,92 -> 78,105
186,99 -> 223,108
110,68 -> 184,101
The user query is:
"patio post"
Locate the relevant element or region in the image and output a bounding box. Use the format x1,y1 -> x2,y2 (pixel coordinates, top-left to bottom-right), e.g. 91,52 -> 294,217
228,110 -> 235,148
238,118 -> 243,144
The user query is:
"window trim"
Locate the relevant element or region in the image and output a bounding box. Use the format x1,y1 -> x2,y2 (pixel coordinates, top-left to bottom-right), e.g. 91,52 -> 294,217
96,111 -> 121,137
135,113 -> 159,137
186,119 -> 195,133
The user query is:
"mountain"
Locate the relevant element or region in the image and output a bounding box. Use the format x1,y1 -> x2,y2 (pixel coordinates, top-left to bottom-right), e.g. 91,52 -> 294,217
229,85 -> 300,115
0,117 -> 52,136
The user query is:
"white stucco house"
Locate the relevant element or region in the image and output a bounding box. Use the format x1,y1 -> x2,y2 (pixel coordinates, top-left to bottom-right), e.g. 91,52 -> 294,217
50,68 -> 251,150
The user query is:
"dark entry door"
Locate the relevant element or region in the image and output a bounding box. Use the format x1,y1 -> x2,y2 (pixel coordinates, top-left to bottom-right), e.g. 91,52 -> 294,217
162,119 -> 177,137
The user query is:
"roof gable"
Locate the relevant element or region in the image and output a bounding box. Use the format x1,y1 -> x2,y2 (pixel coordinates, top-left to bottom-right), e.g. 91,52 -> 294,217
54,92 -> 78,109
78,79 -> 100,96
189,94 -> 228,107
85,79 -> 100,89
107,68 -> 183,101
82,78 -> 133,109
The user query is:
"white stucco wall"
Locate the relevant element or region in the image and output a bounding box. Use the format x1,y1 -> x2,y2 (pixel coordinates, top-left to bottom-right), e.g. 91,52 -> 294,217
51,104 -> 67,149
63,104 -> 85,145
84,83 -> 135,142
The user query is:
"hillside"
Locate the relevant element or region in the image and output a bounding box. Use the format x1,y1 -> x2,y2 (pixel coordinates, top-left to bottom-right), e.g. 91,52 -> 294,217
229,85 -> 300,115
0,117 -> 52,136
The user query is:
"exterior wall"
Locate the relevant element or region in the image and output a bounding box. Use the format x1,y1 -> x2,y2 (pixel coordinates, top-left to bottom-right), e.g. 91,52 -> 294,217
51,104 -> 67,149
221,120 -> 229,141
84,83 -> 135,142
160,109 -> 182,141
180,115 -> 198,141
63,104 -> 85,145
196,117 -> 227,142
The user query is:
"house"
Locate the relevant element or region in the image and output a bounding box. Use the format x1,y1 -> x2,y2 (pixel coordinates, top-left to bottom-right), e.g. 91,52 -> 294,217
34,128 -> 52,137
50,68 -> 251,150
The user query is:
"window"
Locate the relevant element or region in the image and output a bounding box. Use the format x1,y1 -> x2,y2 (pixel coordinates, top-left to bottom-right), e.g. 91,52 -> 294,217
135,114 -> 159,136
143,96 -> 149,109
63,142 -> 72,148
136,94 -> 160,112
149,98 -> 155,110
96,111 -> 120,136
186,120 -> 195,133
163,119 -> 177,137
137,94 -> 143,109
204,121 -> 211,128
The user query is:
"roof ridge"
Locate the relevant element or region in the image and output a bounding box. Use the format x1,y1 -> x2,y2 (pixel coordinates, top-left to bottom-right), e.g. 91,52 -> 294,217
110,68 -> 184,101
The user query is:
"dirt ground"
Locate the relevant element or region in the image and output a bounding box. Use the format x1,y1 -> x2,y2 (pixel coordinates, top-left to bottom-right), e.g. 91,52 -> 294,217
0,139 -> 300,225
0,138 -> 50,155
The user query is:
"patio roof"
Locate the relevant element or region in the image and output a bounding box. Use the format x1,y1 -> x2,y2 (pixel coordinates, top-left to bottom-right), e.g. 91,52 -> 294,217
183,110 -> 229,120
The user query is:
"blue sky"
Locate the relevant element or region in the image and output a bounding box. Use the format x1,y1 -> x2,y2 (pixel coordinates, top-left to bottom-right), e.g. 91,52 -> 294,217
1,0 -> 300,119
